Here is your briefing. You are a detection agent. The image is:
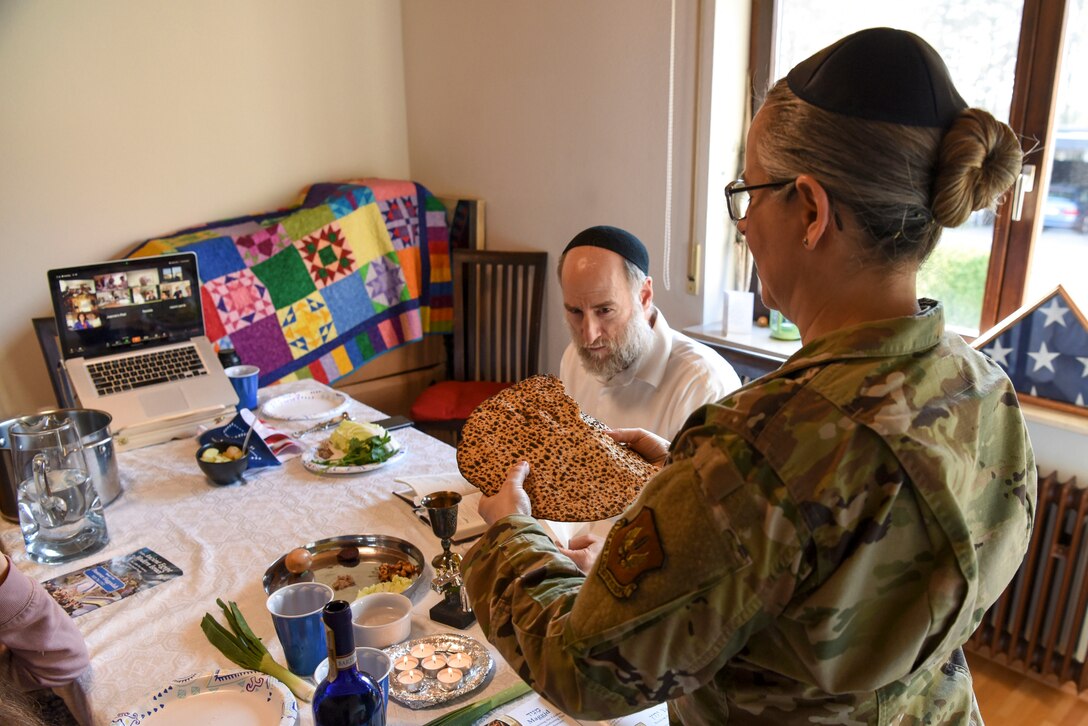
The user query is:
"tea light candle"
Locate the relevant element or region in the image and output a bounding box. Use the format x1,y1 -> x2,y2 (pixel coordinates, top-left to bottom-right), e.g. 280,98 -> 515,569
394,655 -> 419,673
420,653 -> 447,678
446,651 -> 473,672
436,666 -> 463,691
396,668 -> 424,693
409,642 -> 436,660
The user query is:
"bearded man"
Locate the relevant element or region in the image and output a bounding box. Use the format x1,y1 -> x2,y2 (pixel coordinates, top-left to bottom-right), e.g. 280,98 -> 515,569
558,226 -> 741,440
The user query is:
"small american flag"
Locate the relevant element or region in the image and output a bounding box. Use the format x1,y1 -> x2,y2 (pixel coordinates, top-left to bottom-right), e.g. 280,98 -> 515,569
973,285 -> 1088,411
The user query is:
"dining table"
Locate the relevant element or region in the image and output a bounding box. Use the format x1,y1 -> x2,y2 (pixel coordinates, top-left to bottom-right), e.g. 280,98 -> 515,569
0,380 -> 525,725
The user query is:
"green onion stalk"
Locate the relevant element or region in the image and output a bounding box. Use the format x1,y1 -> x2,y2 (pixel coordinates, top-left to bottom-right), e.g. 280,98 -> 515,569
422,681 -> 532,725
200,598 -> 315,703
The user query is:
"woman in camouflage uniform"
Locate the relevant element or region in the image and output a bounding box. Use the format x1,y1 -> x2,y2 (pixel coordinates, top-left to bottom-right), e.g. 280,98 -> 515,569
464,28 -> 1035,725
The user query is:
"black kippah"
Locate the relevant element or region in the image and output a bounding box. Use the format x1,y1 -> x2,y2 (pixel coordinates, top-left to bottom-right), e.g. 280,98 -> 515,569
563,226 -> 649,276
787,27 -> 967,128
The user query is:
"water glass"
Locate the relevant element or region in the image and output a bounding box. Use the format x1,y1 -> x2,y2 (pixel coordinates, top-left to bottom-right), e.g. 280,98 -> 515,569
11,415 -> 109,564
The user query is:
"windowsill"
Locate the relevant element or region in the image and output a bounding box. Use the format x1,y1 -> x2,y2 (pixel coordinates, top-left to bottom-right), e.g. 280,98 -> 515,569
1021,402 -> 1088,436
686,323 -> 1085,478
686,322 -> 1088,438
684,322 -> 804,361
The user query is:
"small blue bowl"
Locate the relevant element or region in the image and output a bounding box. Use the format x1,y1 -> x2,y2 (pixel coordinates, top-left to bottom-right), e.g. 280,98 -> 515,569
196,440 -> 249,485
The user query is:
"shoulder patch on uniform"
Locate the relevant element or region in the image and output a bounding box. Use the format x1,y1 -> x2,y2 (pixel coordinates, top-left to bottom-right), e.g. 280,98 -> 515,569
597,507 -> 665,599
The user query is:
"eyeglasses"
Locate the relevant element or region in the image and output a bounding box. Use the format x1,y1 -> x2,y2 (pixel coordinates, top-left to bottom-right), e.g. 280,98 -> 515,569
724,178 -> 796,222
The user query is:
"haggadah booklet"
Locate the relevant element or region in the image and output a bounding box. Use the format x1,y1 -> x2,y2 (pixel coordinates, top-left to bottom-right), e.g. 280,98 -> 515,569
489,693 -> 668,726
40,547 -> 183,618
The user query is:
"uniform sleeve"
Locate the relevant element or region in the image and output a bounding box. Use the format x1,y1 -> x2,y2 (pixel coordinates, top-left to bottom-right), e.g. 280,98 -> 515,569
0,556 -> 90,689
462,426 -> 809,719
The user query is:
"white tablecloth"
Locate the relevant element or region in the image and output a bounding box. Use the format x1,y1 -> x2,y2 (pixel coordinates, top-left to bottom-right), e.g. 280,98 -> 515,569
0,381 -> 520,725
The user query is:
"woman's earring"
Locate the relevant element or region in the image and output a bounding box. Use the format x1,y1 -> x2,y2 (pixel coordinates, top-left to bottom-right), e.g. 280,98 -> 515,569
802,237 -> 811,249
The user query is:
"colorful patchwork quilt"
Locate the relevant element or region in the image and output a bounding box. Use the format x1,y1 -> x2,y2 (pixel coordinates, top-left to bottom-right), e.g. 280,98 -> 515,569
127,179 -> 452,387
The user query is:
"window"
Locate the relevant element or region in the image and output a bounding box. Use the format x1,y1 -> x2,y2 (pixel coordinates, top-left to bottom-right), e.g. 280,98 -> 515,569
1020,1 -> 1088,310
727,0 -> 1086,336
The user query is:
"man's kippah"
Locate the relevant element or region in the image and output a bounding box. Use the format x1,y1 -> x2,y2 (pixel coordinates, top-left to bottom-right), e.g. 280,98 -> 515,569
563,226 -> 649,276
786,27 -> 967,128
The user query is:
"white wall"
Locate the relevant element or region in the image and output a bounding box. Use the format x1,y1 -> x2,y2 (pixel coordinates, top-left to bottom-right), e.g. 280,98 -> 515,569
1024,411 -> 1088,483
0,0 -> 410,419
401,0 -> 729,378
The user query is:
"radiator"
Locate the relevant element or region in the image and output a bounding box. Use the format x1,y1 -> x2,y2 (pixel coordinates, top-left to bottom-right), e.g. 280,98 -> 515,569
966,470 -> 1088,690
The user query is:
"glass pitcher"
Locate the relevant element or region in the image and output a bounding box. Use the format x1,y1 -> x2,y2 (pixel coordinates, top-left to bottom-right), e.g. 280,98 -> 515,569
10,414 -> 109,564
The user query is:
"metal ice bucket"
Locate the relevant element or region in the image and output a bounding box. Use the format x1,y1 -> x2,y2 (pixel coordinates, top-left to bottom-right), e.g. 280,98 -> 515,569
0,408 -> 122,523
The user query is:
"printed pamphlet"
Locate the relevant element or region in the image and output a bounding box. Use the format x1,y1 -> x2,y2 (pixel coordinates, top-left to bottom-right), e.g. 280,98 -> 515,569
486,692 -> 668,726
41,547 -> 183,617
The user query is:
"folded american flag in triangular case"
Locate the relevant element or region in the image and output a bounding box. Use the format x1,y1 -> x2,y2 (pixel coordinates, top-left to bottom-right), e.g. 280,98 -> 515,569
973,284 -> 1088,415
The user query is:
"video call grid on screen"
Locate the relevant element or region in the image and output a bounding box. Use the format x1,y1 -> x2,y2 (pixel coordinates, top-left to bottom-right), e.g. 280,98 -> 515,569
48,253 -> 205,359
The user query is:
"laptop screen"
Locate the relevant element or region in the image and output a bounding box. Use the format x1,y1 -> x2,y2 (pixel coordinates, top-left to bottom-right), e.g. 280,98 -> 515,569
47,252 -> 205,360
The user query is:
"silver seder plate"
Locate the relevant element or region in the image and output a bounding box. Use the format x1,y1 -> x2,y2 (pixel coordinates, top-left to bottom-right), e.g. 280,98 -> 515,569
262,534 -> 426,603
385,633 -> 494,709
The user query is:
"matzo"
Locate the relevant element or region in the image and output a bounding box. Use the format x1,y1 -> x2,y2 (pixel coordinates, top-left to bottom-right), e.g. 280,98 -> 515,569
456,375 -> 657,521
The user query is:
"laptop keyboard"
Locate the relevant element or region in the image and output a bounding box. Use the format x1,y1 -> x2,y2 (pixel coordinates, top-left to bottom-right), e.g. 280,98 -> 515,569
87,346 -> 207,396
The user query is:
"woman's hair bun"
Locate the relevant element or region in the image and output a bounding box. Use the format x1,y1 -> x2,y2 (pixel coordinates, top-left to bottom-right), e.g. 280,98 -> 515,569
931,108 -> 1022,229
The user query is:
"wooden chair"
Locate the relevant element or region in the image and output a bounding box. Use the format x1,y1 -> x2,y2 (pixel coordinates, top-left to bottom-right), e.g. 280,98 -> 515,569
410,249 -> 548,443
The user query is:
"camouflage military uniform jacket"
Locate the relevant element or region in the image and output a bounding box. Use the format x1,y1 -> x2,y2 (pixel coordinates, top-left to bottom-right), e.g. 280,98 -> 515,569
463,301 -> 1036,725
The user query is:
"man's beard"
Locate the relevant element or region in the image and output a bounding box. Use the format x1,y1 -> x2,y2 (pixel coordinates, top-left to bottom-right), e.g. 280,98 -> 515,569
572,311 -> 654,381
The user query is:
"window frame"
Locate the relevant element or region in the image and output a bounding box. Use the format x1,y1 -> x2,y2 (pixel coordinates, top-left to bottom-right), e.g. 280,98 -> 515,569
986,0 -> 1069,326
745,0 -> 1072,334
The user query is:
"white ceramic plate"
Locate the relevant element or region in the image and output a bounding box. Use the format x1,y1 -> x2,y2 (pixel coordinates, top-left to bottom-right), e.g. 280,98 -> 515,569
260,390 -> 349,421
302,438 -> 405,475
109,670 -> 298,726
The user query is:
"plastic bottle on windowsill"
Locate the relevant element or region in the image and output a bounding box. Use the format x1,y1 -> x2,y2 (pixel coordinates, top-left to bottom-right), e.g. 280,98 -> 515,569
769,310 -> 801,341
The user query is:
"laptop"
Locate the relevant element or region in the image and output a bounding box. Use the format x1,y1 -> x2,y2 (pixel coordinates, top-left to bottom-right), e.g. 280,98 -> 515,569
47,252 -> 239,439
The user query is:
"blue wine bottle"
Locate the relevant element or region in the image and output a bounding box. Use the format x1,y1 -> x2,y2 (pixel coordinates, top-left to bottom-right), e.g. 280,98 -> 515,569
313,600 -> 385,726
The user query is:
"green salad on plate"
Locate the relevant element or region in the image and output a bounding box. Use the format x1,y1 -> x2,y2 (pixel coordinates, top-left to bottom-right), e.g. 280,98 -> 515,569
315,420 -> 398,467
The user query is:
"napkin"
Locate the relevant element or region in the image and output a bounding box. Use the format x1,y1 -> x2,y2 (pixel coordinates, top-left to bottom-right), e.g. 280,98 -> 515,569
198,410 -> 304,469
244,409 -> 304,462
